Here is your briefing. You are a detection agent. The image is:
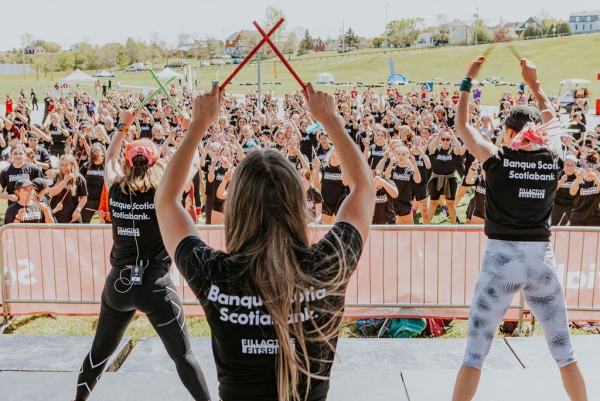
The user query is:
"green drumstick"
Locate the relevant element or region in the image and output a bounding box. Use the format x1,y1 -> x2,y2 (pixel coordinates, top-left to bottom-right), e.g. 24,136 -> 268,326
133,77 -> 176,112
148,68 -> 186,117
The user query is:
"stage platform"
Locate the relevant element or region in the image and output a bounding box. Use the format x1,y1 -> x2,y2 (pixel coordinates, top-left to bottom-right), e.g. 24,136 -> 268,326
1,335 -> 598,400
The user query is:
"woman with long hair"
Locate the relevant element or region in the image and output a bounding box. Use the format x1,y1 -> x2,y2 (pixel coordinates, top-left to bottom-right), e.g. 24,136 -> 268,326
71,113 -> 211,401
312,148 -> 348,225
156,83 -> 375,401
552,155 -> 578,225
49,154 -> 88,223
79,143 -> 106,223
569,152 -> 600,227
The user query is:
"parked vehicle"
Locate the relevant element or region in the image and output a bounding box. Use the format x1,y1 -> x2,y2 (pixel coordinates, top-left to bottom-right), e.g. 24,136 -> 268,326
200,62 -> 210,67
558,79 -> 590,113
125,63 -> 146,72
221,54 -> 232,59
233,59 -> 243,64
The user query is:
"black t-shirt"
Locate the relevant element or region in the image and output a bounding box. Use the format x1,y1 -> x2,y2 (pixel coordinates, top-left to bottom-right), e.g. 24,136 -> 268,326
288,154 -> 308,171
319,164 -> 346,205
371,111 -> 383,124
139,122 -> 153,139
344,123 -> 359,144
431,146 -> 458,175
108,184 -> 171,266
569,122 -> 587,142
174,222 -> 363,401
32,147 -> 52,170
390,165 -> 415,206
306,186 -> 323,218
412,153 -> 431,183
316,145 -> 331,162
0,163 -> 43,196
472,175 -> 487,218
5,202 -> 45,224
299,130 -> 318,162
554,173 -> 576,208
373,184 -> 397,224
211,163 -> 229,209
80,161 -> 105,200
571,179 -> 600,222
367,144 -> 385,170
48,122 -> 68,153
482,146 -> 562,241
50,175 -> 89,223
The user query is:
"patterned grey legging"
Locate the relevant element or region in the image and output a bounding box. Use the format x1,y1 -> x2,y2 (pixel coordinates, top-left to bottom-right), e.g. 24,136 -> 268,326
462,240 -> 576,370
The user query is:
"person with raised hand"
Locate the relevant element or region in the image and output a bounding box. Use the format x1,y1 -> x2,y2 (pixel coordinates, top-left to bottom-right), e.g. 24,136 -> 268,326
451,57 -> 587,401
156,83 -> 375,401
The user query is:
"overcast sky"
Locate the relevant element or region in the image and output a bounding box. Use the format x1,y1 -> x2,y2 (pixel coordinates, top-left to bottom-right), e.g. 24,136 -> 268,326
2,0 -> 598,51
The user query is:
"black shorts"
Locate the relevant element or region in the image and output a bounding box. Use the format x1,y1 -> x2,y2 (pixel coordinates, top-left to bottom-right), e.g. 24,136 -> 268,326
411,182 -> 428,201
570,212 -> 600,227
393,201 -> 412,217
322,202 -> 342,217
427,176 -> 458,201
213,199 -> 224,213
460,175 -> 474,188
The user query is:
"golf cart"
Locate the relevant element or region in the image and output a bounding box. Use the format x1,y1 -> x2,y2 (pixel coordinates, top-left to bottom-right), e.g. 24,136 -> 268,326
558,79 -> 590,113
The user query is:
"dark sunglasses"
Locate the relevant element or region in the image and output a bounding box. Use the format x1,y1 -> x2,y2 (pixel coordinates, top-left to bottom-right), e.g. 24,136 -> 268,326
441,138 -> 451,142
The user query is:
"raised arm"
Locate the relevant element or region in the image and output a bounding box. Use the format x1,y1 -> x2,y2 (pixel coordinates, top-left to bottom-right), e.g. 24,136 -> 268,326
521,59 -> 554,124
303,83 -> 375,242
156,84 -> 223,259
104,111 -> 134,189
455,56 -> 498,163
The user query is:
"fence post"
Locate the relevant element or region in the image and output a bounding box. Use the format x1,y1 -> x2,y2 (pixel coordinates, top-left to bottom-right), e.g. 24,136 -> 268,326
517,291 -> 525,336
0,226 -> 8,321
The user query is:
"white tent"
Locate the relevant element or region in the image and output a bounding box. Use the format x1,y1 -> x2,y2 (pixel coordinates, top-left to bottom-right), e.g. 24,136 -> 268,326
60,69 -> 96,83
315,73 -> 334,84
155,67 -> 185,79
93,70 -> 115,78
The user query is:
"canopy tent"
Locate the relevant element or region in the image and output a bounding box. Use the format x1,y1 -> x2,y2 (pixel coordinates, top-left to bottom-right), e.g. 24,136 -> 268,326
387,74 -> 407,85
559,79 -> 591,85
155,67 -> 185,79
60,69 -> 96,83
92,70 -> 115,78
315,73 -> 334,84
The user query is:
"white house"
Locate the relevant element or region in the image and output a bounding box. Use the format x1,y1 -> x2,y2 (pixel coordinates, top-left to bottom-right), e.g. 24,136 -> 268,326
435,20 -> 470,45
416,32 -> 435,47
569,10 -> 600,33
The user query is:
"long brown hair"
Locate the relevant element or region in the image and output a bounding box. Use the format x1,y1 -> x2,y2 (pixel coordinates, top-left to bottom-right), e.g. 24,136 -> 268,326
116,158 -> 166,194
224,149 -> 350,401
56,154 -> 79,196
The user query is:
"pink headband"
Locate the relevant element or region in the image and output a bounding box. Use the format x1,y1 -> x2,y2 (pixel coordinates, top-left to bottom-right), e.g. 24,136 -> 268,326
508,118 -> 561,151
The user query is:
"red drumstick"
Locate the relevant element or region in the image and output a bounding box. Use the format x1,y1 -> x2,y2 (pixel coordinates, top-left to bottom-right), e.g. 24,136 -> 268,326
253,21 -> 306,89
219,19 -> 285,90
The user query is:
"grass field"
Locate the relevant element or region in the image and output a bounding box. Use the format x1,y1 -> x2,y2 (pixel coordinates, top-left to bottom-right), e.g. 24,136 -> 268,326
1,33 -> 599,107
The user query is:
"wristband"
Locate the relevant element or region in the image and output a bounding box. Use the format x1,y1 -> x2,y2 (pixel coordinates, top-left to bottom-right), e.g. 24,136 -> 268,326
460,78 -> 473,93
117,123 -> 128,132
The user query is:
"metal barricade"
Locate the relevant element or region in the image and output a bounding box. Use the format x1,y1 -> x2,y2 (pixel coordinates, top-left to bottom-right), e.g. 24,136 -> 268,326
3,224 -> 600,322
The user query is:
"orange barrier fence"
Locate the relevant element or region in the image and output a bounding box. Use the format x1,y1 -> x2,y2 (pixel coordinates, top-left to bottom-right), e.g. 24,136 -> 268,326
2,225 -> 600,321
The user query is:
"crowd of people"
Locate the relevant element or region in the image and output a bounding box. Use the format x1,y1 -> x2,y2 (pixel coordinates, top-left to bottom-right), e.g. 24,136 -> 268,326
1,78 -> 598,227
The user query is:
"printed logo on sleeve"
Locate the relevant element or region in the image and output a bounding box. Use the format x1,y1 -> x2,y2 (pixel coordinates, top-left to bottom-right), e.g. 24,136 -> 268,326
117,226 -> 140,237
518,188 -> 545,199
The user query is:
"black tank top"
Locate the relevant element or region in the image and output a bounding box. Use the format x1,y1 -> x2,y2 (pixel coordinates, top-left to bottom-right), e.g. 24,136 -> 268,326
108,184 -> 170,266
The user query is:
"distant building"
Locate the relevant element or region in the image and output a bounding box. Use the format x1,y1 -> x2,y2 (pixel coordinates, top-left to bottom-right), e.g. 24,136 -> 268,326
570,10 -> 600,33
25,45 -> 46,55
519,17 -> 544,31
416,32 -> 435,47
69,43 -> 85,51
436,19 -> 470,45
314,38 -> 326,52
225,30 -> 262,56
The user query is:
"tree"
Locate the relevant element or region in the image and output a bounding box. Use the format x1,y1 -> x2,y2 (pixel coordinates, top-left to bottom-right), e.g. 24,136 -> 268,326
32,55 -> 47,80
372,36 -> 384,48
344,28 -> 359,49
433,13 -> 451,46
20,33 -> 36,48
263,5 -> 288,47
471,25 -> 493,44
98,44 -> 119,71
40,41 -> 61,53
298,30 -> 314,54
55,53 -> 75,71
282,31 -> 299,54
124,38 -> 143,64
556,22 -> 571,35
206,37 -> 223,58
523,26 -> 543,39
385,18 -> 424,48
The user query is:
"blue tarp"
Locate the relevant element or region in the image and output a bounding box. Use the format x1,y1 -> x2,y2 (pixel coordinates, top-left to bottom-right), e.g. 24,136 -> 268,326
388,74 -> 407,85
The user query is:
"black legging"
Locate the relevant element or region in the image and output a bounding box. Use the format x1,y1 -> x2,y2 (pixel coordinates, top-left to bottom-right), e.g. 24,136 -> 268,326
81,199 -> 100,224
75,265 -> 211,401
551,203 -> 573,226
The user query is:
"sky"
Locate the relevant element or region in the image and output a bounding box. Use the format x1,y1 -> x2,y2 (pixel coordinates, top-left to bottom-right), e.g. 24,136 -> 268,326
1,0 -> 599,51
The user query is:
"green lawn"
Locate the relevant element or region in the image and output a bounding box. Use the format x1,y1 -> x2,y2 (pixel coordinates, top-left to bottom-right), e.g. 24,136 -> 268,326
1,33 -> 599,107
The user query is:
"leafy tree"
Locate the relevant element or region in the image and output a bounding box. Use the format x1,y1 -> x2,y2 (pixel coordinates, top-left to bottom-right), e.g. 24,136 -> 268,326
206,37 -> 223,58
372,36 -> 384,48
282,31 -> 299,54
299,30 -> 314,54
263,5 -> 287,46
385,18 -> 424,48
523,26 -> 543,39
556,22 -> 571,35
32,55 -> 47,80
471,25 -> 493,44
40,41 -> 61,53
344,28 -> 359,49
55,53 -> 75,71
124,38 -> 143,64
433,13 -> 451,45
